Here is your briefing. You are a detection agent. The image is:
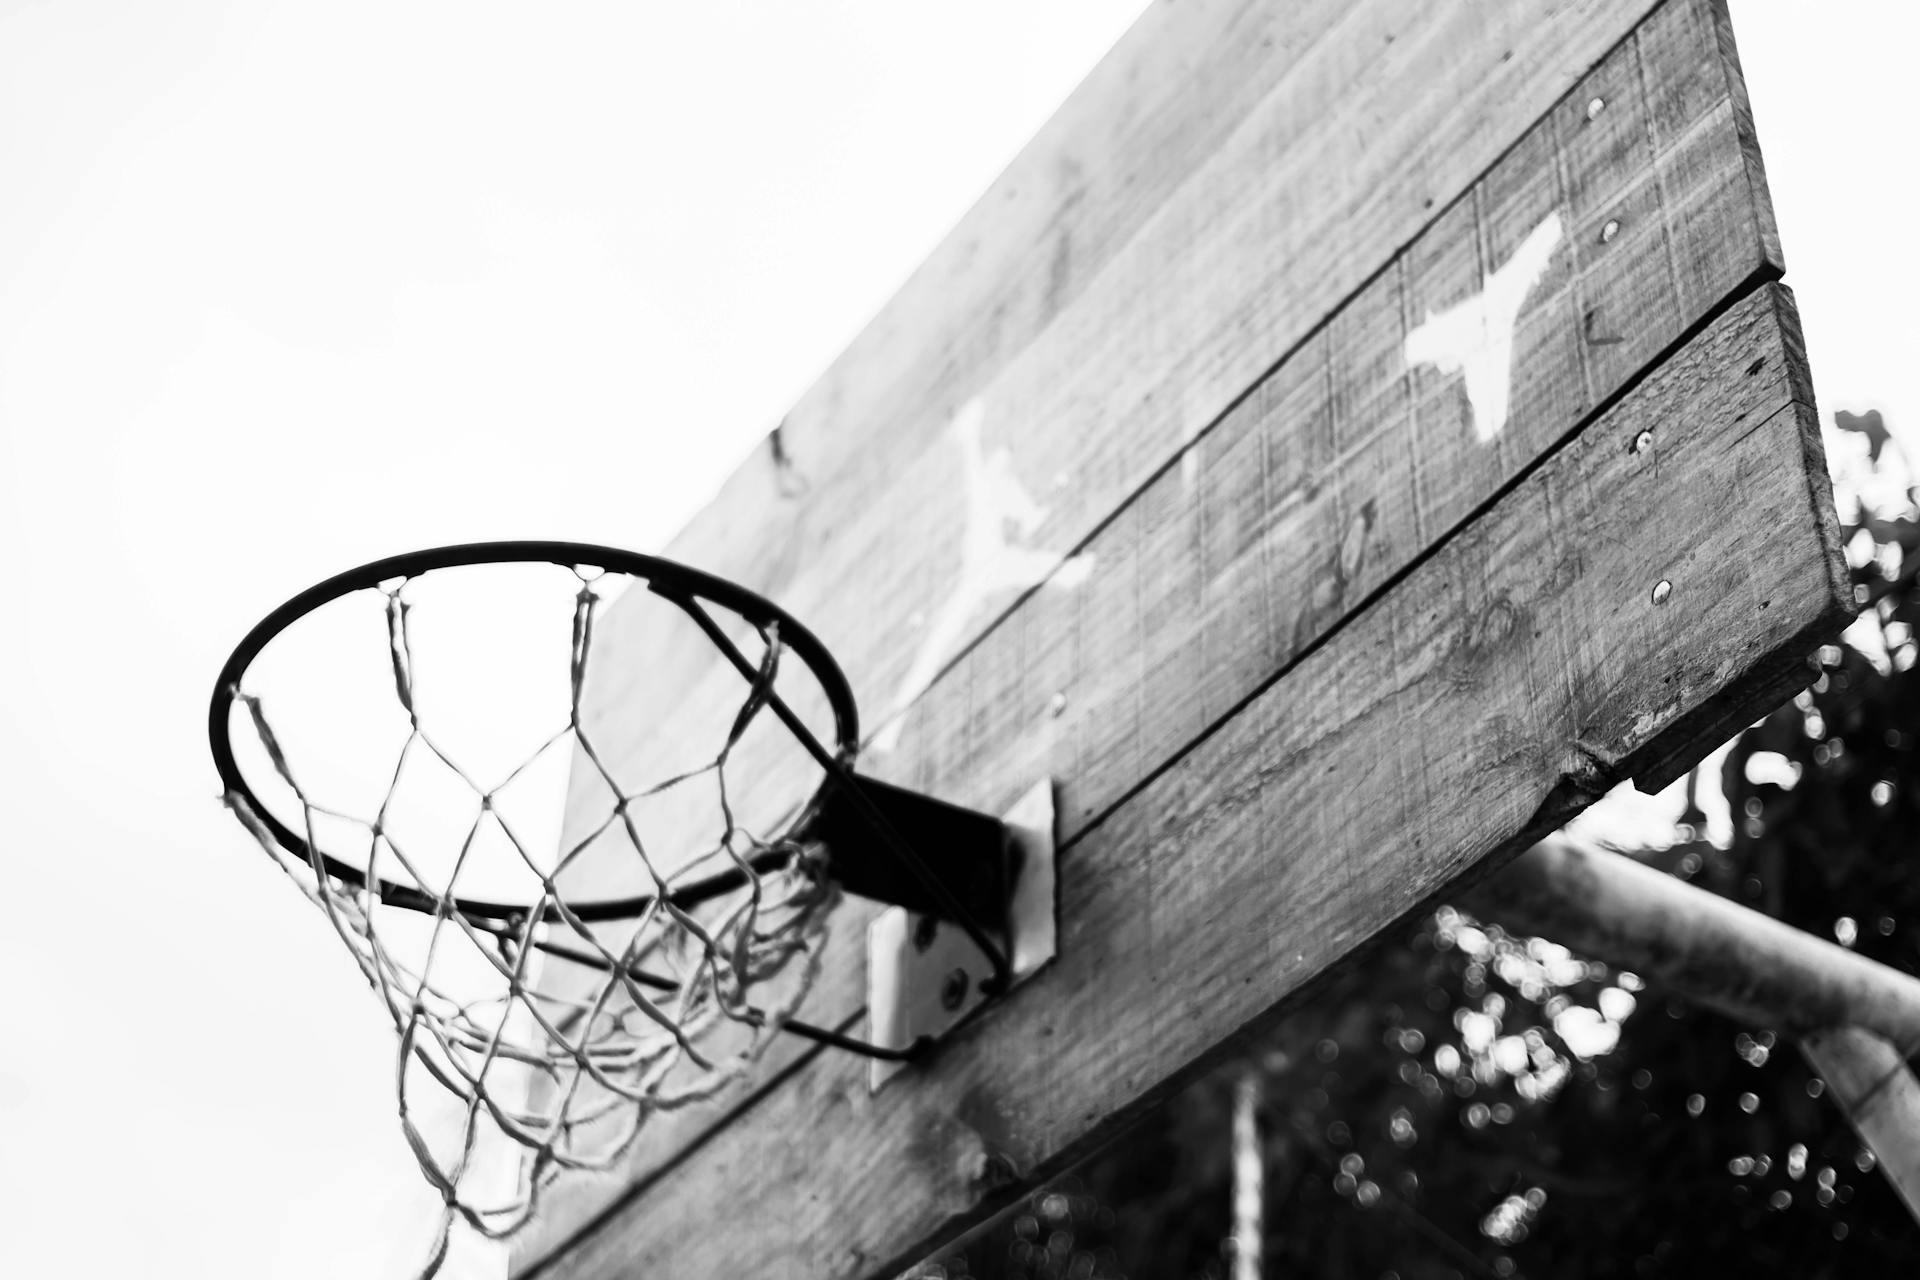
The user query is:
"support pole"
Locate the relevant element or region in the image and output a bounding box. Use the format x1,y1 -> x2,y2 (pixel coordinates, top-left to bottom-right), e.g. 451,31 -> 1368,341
1231,1068 -> 1263,1280
1466,834 -> 1920,1219
1801,1028 -> 1920,1224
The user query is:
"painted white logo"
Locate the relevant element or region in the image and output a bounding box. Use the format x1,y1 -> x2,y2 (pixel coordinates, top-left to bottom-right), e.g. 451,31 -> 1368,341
1403,212 -> 1564,442
871,397 -> 1092,752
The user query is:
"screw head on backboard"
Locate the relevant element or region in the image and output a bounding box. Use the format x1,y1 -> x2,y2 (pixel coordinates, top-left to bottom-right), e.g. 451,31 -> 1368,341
941,968 -> 971,1011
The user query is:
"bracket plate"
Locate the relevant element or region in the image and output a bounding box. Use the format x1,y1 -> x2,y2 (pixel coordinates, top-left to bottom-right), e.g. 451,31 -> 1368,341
865,778 -> 1057,1090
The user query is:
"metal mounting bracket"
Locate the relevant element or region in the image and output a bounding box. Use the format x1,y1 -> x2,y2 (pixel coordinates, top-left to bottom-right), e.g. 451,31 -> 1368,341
865,778 -> 1058,1091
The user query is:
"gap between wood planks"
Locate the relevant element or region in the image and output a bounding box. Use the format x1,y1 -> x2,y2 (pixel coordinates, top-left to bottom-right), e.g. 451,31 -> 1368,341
519,0 -> 1793,1265
533,282 -> 1847,1280
520,264 -> 1819,1280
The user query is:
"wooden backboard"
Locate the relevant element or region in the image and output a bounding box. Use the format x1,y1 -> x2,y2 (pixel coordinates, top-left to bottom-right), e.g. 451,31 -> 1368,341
518,0 -> 1850,1274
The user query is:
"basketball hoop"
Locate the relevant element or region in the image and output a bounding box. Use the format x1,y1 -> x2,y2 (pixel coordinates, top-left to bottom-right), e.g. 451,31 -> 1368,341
208,541 -> 1048,1274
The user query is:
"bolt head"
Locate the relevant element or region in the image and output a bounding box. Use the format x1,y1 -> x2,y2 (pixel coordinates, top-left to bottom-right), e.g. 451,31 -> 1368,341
941,968 -> 971,1011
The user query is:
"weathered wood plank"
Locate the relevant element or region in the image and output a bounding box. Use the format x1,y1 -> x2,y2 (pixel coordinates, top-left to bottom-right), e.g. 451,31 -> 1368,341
566,0 -> 1782,865
657,0 -> 1679,732
515,1 -> 1792,1261
680,0 -> 1361,555
529,282 -> 1848,1279
963,0 -> 1787,835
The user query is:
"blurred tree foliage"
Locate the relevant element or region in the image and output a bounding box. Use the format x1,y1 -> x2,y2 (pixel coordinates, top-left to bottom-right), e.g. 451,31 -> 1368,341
925,421 -> 1918,1280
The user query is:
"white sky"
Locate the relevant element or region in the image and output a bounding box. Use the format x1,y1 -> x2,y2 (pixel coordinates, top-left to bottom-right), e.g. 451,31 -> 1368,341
1,2 -> 1914,1277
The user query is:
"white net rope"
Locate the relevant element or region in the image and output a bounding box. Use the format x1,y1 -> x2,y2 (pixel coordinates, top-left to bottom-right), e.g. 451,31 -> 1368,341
221,568 -> 839,1276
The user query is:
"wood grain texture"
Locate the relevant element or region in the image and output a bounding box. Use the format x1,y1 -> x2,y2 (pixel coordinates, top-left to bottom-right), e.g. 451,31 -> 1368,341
515,1 -> 1809,1266
897,0 -> 1791,841
529,282 -> 1848,1279
655,0 -> 1676,729
561,0 -> 1779,860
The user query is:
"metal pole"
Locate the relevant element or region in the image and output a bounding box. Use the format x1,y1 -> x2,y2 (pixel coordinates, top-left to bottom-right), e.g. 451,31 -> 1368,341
1466,834 -> 1920,1220
1801,1028 -> 1920,1224
1232,1068 -> 1263,1280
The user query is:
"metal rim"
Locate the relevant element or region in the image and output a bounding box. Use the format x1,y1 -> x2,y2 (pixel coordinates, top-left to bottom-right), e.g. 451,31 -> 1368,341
208,540 -> 861,922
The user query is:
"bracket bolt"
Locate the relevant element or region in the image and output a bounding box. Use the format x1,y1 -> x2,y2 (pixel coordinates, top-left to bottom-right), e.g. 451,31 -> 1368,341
941,968 -> 971,1011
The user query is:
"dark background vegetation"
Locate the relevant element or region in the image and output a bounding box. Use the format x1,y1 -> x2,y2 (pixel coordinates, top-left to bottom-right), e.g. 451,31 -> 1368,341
928,414 -> 1918,1279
